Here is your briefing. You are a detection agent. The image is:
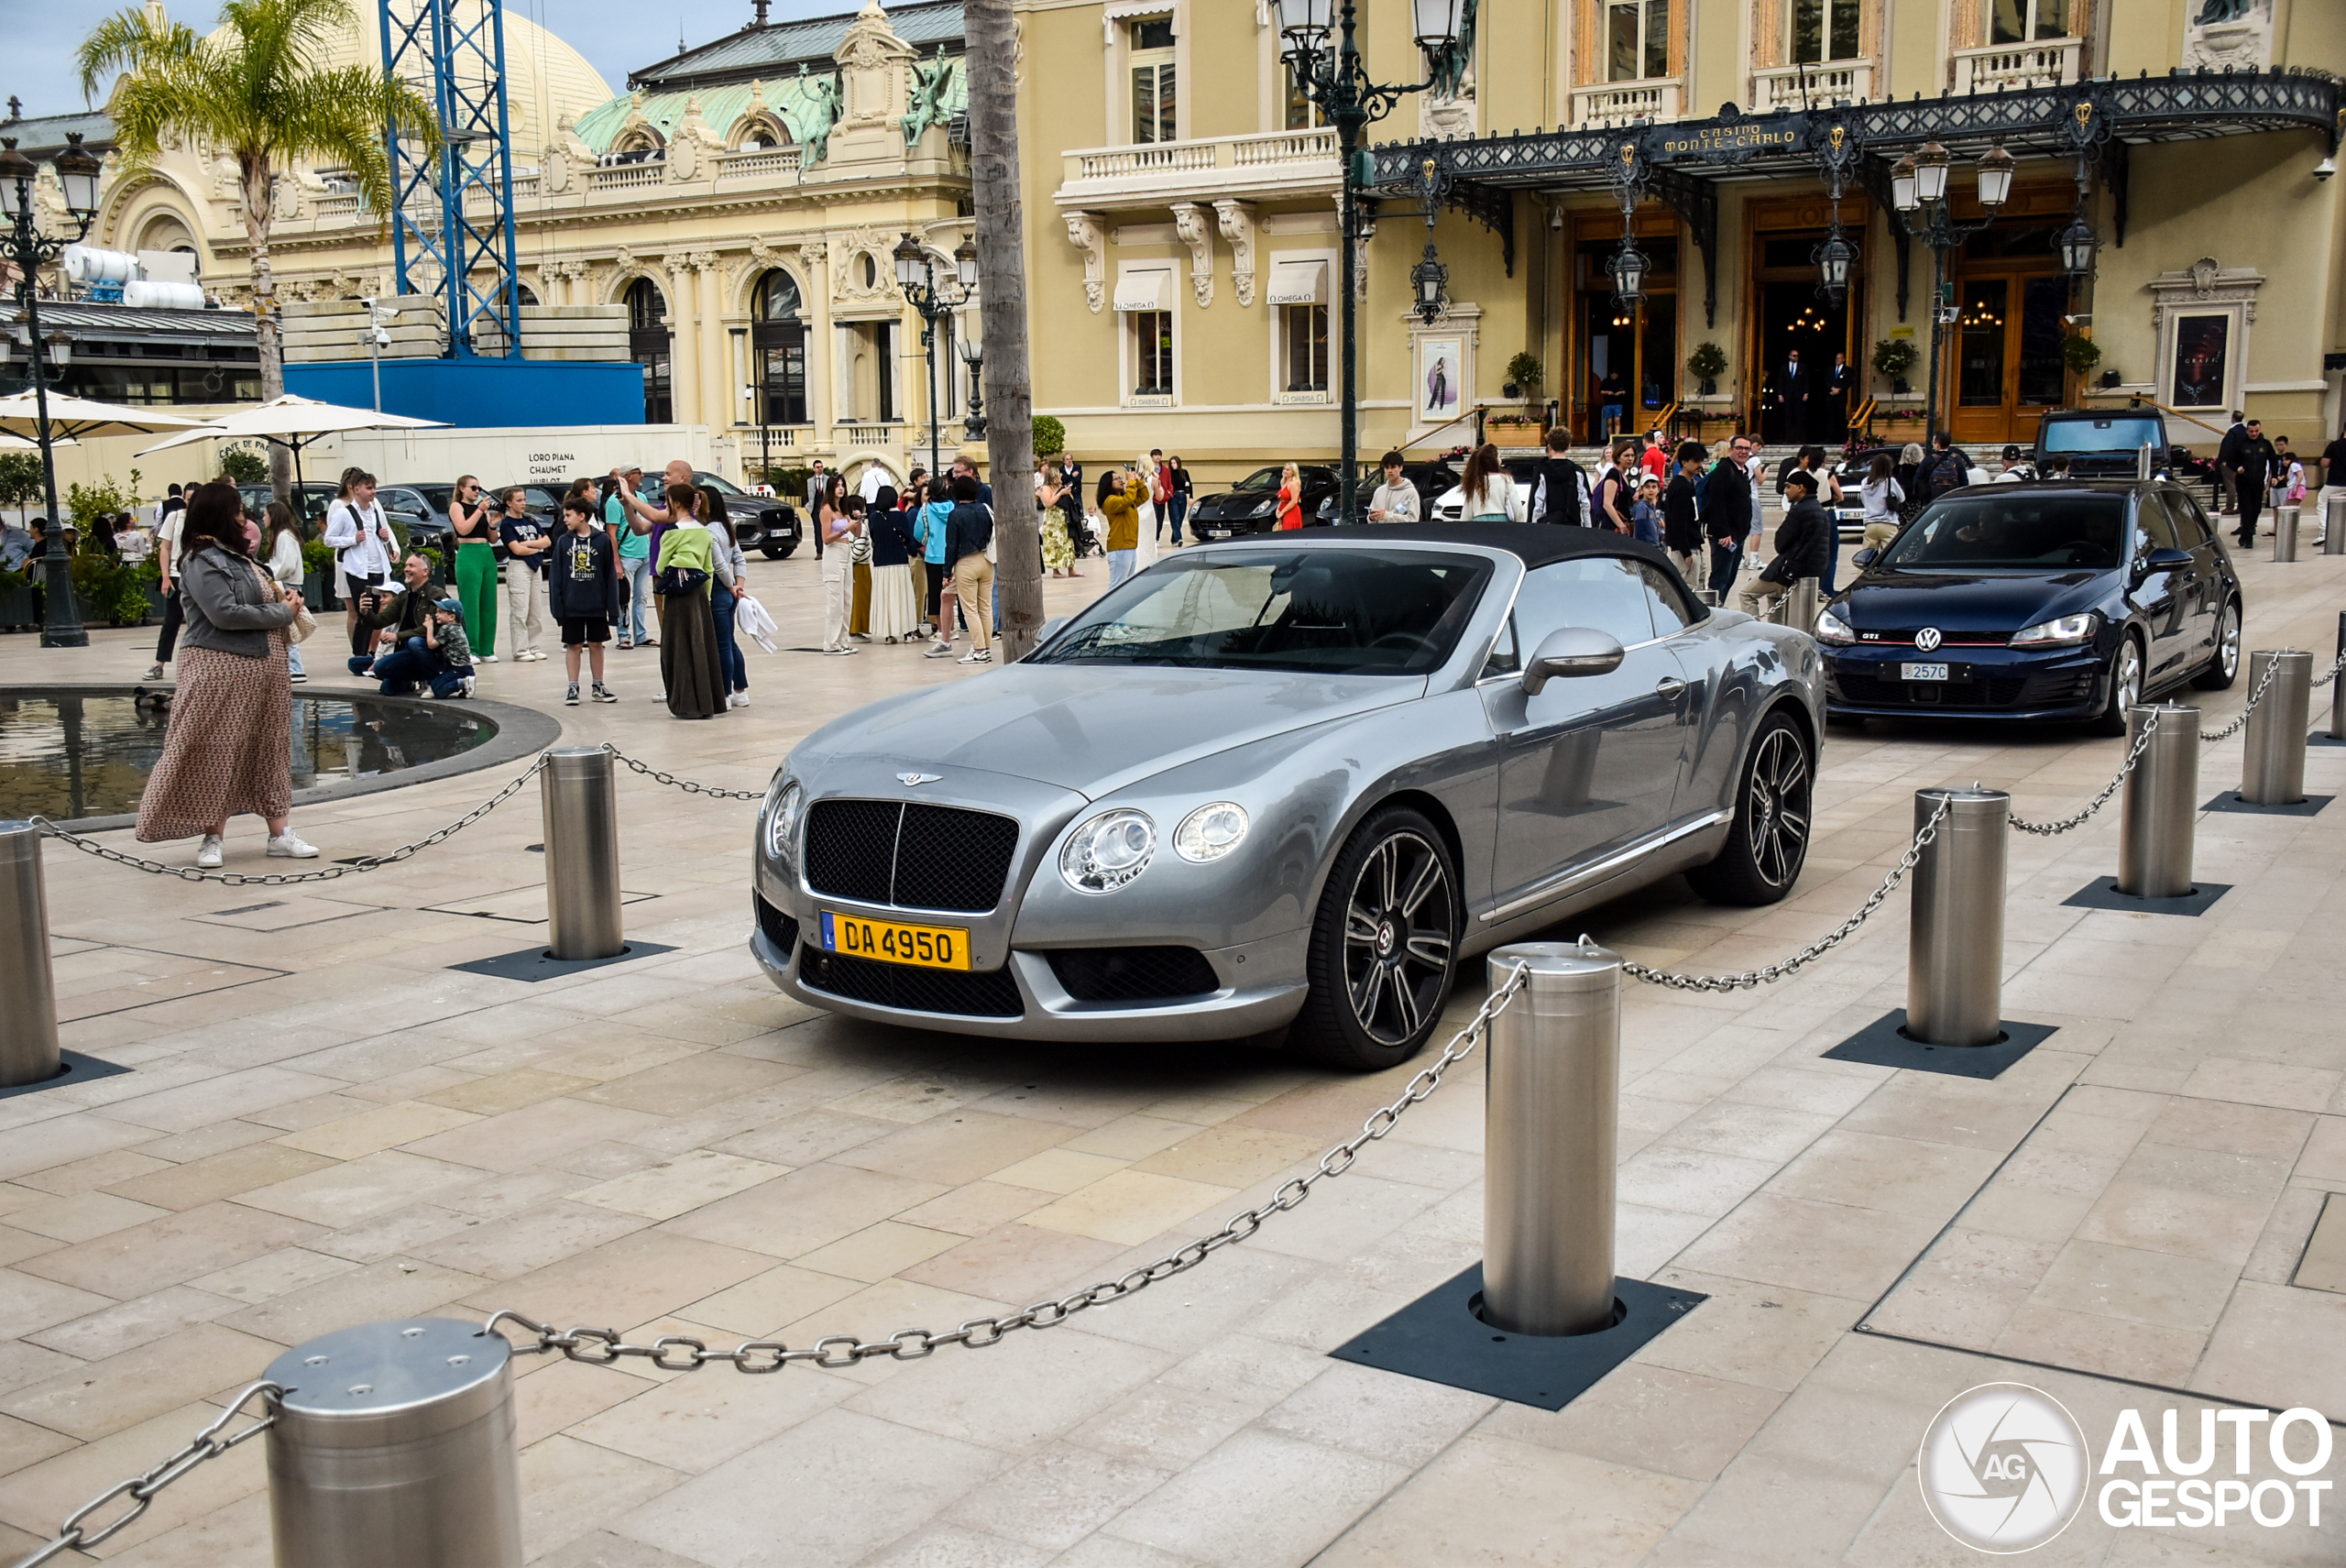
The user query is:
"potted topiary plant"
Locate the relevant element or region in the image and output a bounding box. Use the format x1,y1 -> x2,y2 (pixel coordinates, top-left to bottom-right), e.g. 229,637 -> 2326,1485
2062,334 -> 2102,378
1031,413 -> 1067,458
1871,337 -> 1919,396
1502,351 -> 1543,406
1686,341 -> 1727,398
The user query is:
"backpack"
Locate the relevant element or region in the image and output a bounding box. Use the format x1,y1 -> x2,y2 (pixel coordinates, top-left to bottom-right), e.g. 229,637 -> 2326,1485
1929,450 -> 1968,492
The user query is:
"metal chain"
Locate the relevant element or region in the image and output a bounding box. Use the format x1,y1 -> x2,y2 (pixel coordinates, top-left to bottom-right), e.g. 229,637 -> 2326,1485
601,745 -> 768,800
27,755 -> 551,885
2312,647 -> 2346,691
2199,652 -> 2285,743
485,964 -> 1533,1374
2008,707 -> 2163,837
1623,796 -> 1952,992
5,1383 -> 281,1568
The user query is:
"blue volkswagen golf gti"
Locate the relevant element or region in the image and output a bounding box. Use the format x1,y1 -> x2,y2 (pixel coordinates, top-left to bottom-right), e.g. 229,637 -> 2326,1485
1816,479 -> 2242,733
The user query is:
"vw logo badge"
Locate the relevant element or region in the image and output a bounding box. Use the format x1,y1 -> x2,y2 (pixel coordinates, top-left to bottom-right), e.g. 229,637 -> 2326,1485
896,772 -> 942,787
1914,627 -> 1945,652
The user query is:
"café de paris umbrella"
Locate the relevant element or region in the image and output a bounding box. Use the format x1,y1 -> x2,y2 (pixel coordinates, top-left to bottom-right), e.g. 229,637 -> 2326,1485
135,393 -> 447,494
0,389 -> 212,443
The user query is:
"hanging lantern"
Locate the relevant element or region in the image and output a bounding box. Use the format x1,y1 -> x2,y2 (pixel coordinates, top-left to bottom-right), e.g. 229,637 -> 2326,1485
1609,241 -> 1648,303
1913,140 -> 1951,205
1409,242 -> 1449,324
1814,231 -> 1856,304
1890,152 -> 1918,213
2056,214 -> 2098,275
891,232 -> 925,291
1975,140 -> 2016,209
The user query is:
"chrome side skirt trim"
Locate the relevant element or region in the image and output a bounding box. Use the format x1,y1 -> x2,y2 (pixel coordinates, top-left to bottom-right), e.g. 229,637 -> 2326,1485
1478,808 -> 1733,924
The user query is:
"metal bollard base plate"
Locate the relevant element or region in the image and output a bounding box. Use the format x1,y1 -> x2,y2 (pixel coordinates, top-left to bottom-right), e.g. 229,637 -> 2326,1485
449,941 -> 677,983
0,1049 -> 128,1102
1330,1265 -> 1705,1412
2060,876 -> 2232,919
2199,792 -> 2333,817
2310,733 -> 2346,749
1823,1010 -> 2058,1081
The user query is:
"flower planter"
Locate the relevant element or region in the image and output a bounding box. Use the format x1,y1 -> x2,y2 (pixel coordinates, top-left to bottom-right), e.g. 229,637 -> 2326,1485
0,580 -> 32,630
305,568 -> 335,611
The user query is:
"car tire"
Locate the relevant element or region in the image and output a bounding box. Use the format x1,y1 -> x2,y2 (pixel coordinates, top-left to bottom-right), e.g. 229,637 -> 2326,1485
2090,630 -> 2145,735
1686,709 -> 1813,907
2191,598 -> 2241,691
1293,805 -> 1461,1072
760,542 -> 785,559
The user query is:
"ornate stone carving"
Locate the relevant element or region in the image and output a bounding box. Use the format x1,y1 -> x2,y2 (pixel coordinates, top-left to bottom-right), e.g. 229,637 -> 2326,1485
837,0 -> 915,128
829,225 -> 903,304
2183,0 -> 2274,71
1213,201 -> 1258,307
1064,211 -> 1106,313
1169,202 -> 1213,309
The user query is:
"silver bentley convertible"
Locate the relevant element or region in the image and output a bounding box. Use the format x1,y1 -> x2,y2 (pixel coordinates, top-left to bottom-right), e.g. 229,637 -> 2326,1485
751,526 -> 1825,1069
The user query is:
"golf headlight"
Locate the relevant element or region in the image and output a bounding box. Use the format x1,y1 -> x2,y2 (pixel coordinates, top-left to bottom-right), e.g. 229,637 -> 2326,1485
1059,808 -> 1156,894
1174,801 -> 1249,862
1813,608 -> 1856,646
2012,612 -> 2097,647
764,779 -> 804,860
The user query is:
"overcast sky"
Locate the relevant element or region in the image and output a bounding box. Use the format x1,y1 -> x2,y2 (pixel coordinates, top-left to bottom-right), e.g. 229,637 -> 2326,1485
12,0 -> 849,118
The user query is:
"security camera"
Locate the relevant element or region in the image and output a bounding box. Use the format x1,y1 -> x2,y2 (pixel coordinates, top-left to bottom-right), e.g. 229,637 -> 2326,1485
371,327 -> 391,347
2317,156 -> 2337,182
358,294 -> 375,308
2062,313 -> 2091,326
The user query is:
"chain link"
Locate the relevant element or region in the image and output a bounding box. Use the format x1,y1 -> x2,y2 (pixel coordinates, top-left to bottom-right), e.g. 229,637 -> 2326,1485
485,965 -> 1532,1374
2008,707 -> 2163,836
2312,646 -> 2346,691
2198,652 -> 2286,743
1623,796 -> 1952,992
28,755 -> 551,885
5,1383 -> 280,1568
601,746 -> 769,800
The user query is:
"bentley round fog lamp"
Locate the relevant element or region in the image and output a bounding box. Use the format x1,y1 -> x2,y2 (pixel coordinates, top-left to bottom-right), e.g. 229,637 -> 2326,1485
1060,809 -> 1157,894
1174,802 -> 1250,862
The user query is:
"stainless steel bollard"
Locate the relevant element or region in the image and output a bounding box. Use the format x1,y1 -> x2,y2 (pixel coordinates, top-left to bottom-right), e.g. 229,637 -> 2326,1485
2116,706 -> 2199,899
2327,510 -> 2346,555
1906,787 -> 2009,1048
0,824 -> 61,1089
1788,576 -> 1821,635
541,748 -> 624,959
2274,506 -> 2300,563
1482,942 -> 1619,1338
265,1318 -> 522,1568
2240,650 -> 2313,806
2330,615 -> 2345,742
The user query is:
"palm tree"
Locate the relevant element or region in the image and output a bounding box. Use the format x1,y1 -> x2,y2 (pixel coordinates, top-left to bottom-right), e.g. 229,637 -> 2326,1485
78,0 -> 439,488
964,0 -> 1040,662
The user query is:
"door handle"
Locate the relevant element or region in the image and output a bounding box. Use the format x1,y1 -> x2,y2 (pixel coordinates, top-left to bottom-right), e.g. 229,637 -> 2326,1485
1655,678 -> 1689,701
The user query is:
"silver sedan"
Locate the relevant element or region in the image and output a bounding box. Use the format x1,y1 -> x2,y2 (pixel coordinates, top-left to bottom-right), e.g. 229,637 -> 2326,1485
751,527 -> 1825,1069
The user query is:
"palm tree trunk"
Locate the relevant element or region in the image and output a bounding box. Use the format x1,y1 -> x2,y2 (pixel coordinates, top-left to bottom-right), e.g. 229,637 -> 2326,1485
242,155 -> 291,502
965,0 -> 1039,663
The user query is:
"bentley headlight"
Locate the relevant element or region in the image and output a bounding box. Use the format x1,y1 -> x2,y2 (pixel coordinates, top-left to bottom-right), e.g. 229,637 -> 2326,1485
764,779 -> 804,861
1813,607 -> 1857,646
1174,802 -> 1250,863
1059,808 -> 1156,894
2012,612 -> 2098,647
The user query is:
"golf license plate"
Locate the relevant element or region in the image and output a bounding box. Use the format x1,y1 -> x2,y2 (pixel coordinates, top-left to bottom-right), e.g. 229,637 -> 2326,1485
818,911 -> 970,970
1902,663 -> 1950,683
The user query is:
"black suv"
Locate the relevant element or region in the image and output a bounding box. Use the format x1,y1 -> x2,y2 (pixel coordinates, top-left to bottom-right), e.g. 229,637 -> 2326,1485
2034,408 -> 2172,481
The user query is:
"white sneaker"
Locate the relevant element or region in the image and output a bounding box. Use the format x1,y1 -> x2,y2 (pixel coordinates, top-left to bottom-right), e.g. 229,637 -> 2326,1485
958,648 -> 993,664
730,691 -> 749,707
194,835 -> 224,870
923,641 -> 956,659
725,692 -> 743,708
478,653 -> 499,663
267,831 -> 319,859
462,676 -> 477,698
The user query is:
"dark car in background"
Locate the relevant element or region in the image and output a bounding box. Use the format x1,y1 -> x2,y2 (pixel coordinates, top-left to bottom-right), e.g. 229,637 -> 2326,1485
692,470 -> 799,558
1316,459 -> 1459,525
1816,479 -> 2241,733
2034,409 -> 2171,480
1189,465 -> 1341,540
237,482 -> 339,530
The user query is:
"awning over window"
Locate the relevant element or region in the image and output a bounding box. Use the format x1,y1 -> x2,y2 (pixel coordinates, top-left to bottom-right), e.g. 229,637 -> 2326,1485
1266,260 -> 1327,307
1113,270 -> 1173,312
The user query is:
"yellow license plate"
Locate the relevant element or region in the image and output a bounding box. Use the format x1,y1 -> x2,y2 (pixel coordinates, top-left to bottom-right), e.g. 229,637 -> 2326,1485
817,912 -> 971,970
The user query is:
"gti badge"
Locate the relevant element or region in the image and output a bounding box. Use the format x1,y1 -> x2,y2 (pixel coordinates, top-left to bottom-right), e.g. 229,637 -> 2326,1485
1914,627 -> 1944,652
897,772 -> 943,787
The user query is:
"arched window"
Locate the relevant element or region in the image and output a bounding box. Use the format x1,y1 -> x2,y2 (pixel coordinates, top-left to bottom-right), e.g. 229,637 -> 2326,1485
733,115 -> 792,151
515,282 -> 539,307
751,269 -> 806,425
627,277 -> 673,423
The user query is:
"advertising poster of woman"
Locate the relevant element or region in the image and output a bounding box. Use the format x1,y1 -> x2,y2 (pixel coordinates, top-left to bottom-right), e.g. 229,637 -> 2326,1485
1420,337 -> 1463,419
2171,314 -> 2230,409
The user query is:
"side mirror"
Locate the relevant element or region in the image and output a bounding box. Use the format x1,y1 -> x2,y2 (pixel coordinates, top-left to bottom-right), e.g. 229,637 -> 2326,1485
1851,545 -> 1879,569
1522,626 -> 1626,695
2143,546 -> 2191,569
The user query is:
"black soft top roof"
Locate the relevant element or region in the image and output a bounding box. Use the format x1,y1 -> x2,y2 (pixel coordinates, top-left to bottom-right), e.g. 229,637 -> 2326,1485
1347,522 -> 1678,574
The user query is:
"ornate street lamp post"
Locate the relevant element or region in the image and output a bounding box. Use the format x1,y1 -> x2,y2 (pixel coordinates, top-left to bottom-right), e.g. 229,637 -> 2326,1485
1891,139 -> 2013,443
959,309 -> 985,443
1,132 -> 103,649
1278,0 -> 1464,525
893,230 -> 977,490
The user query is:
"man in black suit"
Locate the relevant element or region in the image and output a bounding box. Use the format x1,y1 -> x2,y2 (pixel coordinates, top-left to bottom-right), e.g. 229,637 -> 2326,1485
2215,411 -> 2247,515
2227,418 -> 2276,547
1820,351 -> 1853,442
1705,434 -> 1756,599
1766,348 -> 1809,444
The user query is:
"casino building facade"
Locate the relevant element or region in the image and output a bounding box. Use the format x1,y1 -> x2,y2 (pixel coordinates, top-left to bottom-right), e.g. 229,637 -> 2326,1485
1016,0 -> 2346,471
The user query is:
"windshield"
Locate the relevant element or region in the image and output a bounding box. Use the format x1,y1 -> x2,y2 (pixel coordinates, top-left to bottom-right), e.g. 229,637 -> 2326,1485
1230,467 -> 1283,492
696,472 -> 747,495
2041,416 -> 2162,455
1029,548 -> 1492,675
1881,495 -> 2129,571
416,486 -> 454,511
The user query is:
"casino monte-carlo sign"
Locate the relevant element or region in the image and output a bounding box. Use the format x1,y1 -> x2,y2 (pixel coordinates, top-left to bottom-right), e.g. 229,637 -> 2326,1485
1653,113 -> 1809,165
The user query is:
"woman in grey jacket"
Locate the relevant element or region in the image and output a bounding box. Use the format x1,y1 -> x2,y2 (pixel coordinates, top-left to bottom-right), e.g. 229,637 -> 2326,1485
136,482 -> 319,868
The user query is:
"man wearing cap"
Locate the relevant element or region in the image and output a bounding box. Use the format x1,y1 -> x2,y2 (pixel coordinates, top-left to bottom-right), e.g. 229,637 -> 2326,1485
608,464 -> 652,648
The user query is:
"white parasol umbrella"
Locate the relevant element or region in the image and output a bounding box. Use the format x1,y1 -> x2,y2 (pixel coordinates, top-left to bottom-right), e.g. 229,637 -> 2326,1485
0,431 -> 77,450
0,389 -> 213,443
134,392 -> 449,498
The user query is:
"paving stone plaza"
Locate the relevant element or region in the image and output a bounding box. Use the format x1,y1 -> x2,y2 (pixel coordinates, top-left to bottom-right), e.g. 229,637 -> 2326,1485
1,538 -> 2343,1567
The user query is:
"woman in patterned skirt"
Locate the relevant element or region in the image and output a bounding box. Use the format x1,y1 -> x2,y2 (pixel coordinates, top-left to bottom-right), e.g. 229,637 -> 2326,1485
136,481 -> 318,869
1038,465 -> 1076,577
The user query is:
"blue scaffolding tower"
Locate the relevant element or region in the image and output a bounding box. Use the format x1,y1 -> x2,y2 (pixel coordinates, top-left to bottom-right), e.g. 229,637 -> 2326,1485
379,0 -> 522,359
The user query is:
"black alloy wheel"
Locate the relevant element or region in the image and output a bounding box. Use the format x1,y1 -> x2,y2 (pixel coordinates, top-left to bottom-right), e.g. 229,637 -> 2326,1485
1295,806 -> 1461,1070
2192,598 -> 2241,690
1686,710 -> 1813,906
2090,631 -> 2145,736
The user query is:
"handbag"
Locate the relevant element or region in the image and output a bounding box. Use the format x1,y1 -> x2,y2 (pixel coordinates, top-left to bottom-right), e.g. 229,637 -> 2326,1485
848,533 -> 873,565
288,600 -> 318,644
1759,550 -> 1796,587
657,565 -> 708,597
